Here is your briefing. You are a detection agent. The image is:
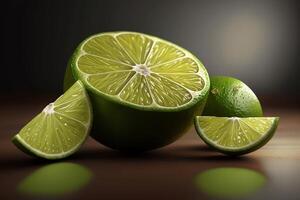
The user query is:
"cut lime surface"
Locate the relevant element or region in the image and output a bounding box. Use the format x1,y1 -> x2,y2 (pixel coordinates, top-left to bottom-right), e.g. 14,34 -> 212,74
203,76 -> 263,117
64,31 -> 210,151
12,81 -> 92,159
194,116 -> 279,155
66,31 -> 209,110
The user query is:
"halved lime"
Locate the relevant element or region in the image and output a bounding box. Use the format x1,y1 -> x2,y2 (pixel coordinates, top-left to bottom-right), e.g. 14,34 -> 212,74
12,81 -> 92,159
194,116 -> 279,155
64,31 -> 210,151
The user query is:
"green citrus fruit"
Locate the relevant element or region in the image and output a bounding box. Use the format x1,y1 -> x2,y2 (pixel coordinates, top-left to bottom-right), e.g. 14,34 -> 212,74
194,116 -> 279,155
203,76 -> 263,117
64,31 -> 210,151
12,81 -> 92,159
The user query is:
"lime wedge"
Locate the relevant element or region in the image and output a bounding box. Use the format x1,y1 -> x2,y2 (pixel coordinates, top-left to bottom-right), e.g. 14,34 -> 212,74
12,81 -> 92,159
194,116 -> 279,155
64,31 -> 210,150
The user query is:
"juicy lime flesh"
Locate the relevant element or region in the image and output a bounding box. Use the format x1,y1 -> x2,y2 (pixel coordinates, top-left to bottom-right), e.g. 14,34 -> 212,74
75,32 -> 207,109
13,81 -> 91,159
195,116 -> 278,154
203,76 -> 263,117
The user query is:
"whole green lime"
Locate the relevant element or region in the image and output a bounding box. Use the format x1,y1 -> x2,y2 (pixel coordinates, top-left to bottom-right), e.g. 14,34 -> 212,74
203,76 -> 263,117
64,32 -> 210,151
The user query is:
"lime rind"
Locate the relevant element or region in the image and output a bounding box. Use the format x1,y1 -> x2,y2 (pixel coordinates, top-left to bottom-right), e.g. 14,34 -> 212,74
12,134 -> 86,159
12,135 -> 37,157
12,81 -> 92,159
69,31 -> 210,111
194,116 -> 279,155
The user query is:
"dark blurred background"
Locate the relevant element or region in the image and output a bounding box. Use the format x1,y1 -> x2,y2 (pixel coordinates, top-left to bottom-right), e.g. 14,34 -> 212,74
2,0 -> 300,102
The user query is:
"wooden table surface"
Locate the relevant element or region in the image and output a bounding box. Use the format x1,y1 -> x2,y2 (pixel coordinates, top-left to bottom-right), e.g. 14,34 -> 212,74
0,95 -> 299,200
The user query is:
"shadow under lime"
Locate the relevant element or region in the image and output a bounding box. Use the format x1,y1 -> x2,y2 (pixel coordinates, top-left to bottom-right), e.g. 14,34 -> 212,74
17,162 -> 92,197
194,167 -> 266,199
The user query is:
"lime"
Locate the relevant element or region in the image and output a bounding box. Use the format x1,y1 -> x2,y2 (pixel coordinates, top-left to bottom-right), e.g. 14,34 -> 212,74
64,31 -> 210,151
203,76 -> 263,117
194,116 -> 279,155
195,167 -> 266,198
12,81 -> 92,159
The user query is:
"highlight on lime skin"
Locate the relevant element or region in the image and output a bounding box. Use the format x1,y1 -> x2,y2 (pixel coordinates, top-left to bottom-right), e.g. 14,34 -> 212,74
194,167 -> 266,198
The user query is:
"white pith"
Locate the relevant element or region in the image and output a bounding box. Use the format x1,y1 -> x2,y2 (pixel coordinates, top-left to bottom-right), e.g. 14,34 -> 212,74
43,103 -> 55,114
132,64 -> 151,76
229,117 -> 239,121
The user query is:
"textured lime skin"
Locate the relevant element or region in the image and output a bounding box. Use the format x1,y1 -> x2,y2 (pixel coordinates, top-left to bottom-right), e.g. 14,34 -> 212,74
203,76 -> 263,117
64,32 -> 210,151
89,93 -> 207,151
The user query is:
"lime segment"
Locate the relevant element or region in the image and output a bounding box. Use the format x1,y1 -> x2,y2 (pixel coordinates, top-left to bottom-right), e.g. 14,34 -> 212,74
115,33 -> 154,64
12,81 -> 92,159
194,116 -> 279,155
